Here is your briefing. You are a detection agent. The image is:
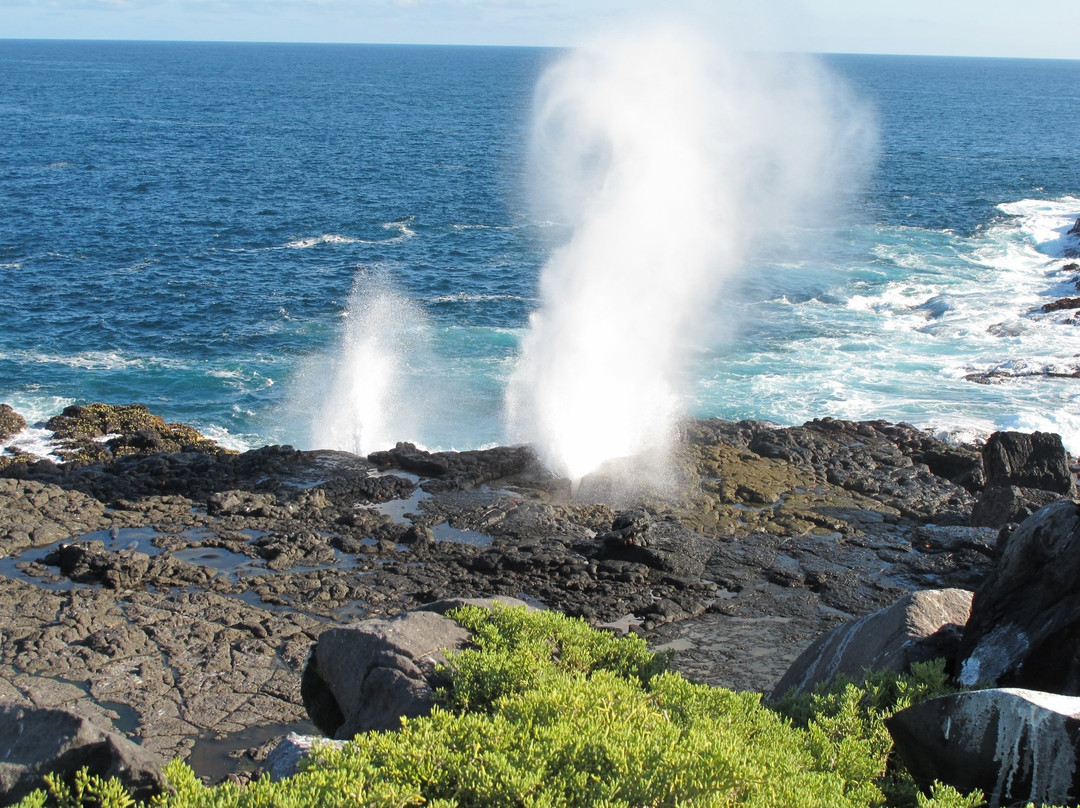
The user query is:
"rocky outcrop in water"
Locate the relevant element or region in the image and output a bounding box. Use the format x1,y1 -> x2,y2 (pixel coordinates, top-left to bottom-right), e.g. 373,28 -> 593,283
45,403 -> 227,463
0,405 -> 25,442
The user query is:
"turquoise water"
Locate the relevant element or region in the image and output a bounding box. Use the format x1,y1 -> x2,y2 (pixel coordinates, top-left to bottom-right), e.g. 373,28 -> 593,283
2,40 -> 1079,456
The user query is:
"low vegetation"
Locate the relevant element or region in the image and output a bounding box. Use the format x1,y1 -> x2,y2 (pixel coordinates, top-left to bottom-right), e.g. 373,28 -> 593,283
14,604 -> 1068,808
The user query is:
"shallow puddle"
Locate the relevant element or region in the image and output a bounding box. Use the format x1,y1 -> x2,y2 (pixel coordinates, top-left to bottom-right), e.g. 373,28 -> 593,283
432,523 -> 493,547
186,718 -> 320,783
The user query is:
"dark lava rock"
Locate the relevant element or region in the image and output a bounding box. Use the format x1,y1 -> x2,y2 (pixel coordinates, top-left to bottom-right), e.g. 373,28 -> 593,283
302,609 -> 468,739
1069,217 -> 1080,236
1043,297 -> 1080,312
320,473 -> 417,503
368,442 -> 540,490
597,509 -> 712,578
0,478 -> 109,555
771,588 -> 973,699
0,702 -> 165,804
207,490 -> 278,517
690,417 -> 978,522
44,541 -> 154,589
369,442 -> 451,477
981,431 -> 1073,493
0,408 -> 1014,778
302,598 -> 532,740
971,484 -> 1065,529
46,403 -> 225,463
972,431 -> 1074,528
0,405 -> 26,442
887,688 -> 1080,808
959,500 -> 1080,693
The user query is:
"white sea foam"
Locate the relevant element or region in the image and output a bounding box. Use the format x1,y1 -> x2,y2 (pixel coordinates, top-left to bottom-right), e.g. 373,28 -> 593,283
1,425 -> 61,461
707,196 -> 1080,455
506,21 -> 875,483
281,219 -> 416,250
383,218 -> 416,241
998,197 -> 1080,257
429,292 -> 524,304
283,233 -> 361,249
0,348 -> 201,373
199,425 -> 254,453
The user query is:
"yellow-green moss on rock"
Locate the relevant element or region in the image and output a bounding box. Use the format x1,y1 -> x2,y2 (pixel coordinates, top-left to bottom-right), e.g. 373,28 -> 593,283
46,403 -> 229,463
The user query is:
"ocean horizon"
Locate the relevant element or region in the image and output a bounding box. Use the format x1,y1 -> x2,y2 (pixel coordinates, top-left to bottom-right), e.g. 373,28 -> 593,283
2,38 -> 1079,469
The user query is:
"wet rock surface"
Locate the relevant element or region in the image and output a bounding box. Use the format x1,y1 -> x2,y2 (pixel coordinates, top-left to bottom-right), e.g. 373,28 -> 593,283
0,404 -> 1062,781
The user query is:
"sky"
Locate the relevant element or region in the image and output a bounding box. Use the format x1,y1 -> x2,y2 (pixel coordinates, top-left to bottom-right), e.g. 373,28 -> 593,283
3,0 -> 1080,60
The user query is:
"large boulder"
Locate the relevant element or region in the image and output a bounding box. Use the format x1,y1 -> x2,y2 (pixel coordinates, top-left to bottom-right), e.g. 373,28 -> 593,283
0,703 -> 164,804
972,431 -> 1074,528
301,597 -> 532,740
958,500 -> 1080,692
770,588 -> 973,699
887,688 -> 1080,808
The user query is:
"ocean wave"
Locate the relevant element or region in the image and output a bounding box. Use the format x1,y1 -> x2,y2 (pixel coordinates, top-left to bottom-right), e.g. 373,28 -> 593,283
0,349 -> 193,372
279,219 -> 417,250
198,424 -> 254,453
0,425 -> 62,462
382,218 -> 416,241
282,233 -> 362,249
996,196 -> 1080,258
428,292 -> 526,304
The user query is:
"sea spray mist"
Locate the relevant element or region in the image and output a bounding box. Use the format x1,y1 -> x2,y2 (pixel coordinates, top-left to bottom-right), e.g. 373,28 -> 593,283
311,277 -> 434,456
505,22 -> 875,488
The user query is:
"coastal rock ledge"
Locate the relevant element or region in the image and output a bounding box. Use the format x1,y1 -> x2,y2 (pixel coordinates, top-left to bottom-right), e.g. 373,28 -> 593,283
0,402 -> 1076,789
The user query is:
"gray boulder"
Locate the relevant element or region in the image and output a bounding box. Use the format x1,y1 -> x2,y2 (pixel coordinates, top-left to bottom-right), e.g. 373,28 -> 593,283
0,703 -> 164,805
972,431 -> 1074,528
958,500 -> 1080,693
771,588 -> 973,699
264,733 -> 346,781
301,597 -> 532,740
887,688 -> 1080,808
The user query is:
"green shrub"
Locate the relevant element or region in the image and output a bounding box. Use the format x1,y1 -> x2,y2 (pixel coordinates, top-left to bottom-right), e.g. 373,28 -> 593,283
12,606 -> 1043,808
437,602 -> 669,712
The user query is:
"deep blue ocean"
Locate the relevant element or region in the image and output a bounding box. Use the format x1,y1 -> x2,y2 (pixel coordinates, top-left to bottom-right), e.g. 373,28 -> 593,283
2,39 -> 1079,461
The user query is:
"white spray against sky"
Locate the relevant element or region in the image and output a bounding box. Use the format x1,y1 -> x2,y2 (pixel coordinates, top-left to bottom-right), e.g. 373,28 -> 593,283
505,22 -> 875,483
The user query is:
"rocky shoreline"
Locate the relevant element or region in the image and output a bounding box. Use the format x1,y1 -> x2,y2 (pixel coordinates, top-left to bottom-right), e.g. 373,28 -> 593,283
0,403 -> 1074,785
